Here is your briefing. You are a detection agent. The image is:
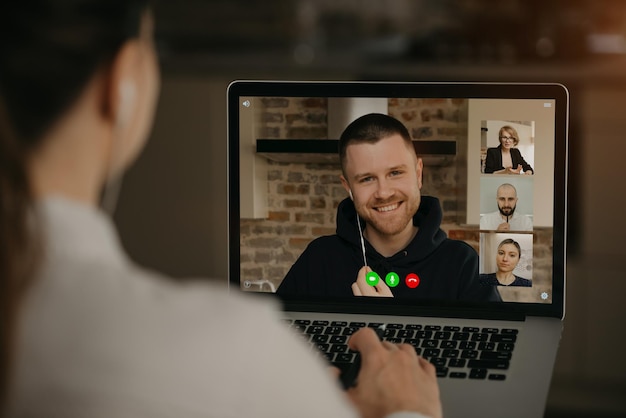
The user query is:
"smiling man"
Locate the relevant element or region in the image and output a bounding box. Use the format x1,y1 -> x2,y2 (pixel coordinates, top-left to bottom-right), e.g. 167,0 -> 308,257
277,113 -> 500,302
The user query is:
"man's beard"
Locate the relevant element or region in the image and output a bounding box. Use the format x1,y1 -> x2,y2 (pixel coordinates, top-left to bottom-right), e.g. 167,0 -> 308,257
499,204 -> 516,217
357,195 -> 420,237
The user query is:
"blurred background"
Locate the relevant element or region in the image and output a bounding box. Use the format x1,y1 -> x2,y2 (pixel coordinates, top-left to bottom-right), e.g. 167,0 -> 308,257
112,1 -> 626,416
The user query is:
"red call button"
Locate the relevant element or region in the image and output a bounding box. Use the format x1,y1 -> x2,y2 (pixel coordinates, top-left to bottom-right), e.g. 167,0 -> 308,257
405,273 -> 420,289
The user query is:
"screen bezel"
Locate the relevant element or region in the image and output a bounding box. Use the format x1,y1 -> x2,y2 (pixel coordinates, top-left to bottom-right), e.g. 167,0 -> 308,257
227,81 -> 568,320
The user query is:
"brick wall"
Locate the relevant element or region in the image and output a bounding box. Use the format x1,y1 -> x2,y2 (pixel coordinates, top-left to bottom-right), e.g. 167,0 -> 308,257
388,97 -> 468,224
240,96 -> 552,303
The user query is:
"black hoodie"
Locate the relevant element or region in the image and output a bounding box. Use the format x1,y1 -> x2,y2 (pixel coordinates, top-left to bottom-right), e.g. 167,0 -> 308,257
277,196 -> 501,302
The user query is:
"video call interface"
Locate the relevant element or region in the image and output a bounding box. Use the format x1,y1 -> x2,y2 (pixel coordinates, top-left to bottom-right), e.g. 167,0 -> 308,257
237,95 -> 556,305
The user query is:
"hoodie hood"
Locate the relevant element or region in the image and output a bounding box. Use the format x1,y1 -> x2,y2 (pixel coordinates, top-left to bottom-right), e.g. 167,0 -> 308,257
278,195 -> 497,302
336,196 -> 448,272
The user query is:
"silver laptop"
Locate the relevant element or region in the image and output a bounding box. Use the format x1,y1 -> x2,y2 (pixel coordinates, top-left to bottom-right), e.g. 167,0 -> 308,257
227,81 -> 567,418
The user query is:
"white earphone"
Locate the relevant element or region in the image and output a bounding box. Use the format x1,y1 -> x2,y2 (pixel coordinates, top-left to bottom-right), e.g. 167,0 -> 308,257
349,189 -> 368,267
102,80 -> 136,215
116,80 -> 136,128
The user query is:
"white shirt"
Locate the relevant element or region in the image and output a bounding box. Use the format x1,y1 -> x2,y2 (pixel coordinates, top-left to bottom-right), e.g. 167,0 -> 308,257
10,197 -> 430,418
480,211 -> 533,232
10,197 -> 357,418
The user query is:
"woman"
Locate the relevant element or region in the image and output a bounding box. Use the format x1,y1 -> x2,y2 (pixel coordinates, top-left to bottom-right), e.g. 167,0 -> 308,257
0,2 -> 441,418
480,239 -> 532,287
484,125 -> 534,175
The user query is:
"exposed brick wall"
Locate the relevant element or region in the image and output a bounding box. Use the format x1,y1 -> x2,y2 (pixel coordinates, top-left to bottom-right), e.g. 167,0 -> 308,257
388,98 -> 468,224
241,97 -> 337,292
240,96 -> 552,303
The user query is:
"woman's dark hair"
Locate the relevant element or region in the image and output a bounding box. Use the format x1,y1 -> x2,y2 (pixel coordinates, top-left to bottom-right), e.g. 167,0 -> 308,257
497,238 -> 521,255
0,0 -> 148,406
338,113 -> 414,175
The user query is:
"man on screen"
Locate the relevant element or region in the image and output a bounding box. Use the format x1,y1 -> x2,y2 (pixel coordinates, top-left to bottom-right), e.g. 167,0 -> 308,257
277,113 -> 500,302
480,183 -> 533,232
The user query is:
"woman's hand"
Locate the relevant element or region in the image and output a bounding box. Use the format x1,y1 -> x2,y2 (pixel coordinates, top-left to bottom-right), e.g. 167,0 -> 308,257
504,165 -> 523,175
347,328 -> 443,418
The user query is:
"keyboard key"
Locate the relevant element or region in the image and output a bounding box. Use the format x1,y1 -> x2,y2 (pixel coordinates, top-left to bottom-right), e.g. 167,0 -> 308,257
330,335 -> 347,344
471,333 -> 490,342
416,331 -> 433,339
330,321 -> 347,327
481,351 -> 512,361
431,358 -> 447,367
478,342 -> 496,351
442,349 -> 460,358
312,320 -> 329,326
293,324 -> 308,332
311,334 -> 329,343
315,343 -> 330,352
306,325 -> 325,335
342,327 -> 359,336
450,372 -> 467,378
482,328 -> 499,334
335,353 -> 355,363
469,368 -> 488,379
423,348 -> 441,358
462,327 -> 479,333
396,329 -> 415,339
436,367 -> 449,377
490,334 -> 517,343
448,359 -> 466,368
460,350 -> 479,359
467,359 -> 510,370
440,340 -> 458,349
425,325 -> 442,331
295,319 -> 311,325
421,340 -> 439,348
444,326 -> 461,332
452,332 -> 470,341
387,323 -> 404,329
324,326 -> 342,335
501,328 -> 519,335
349,322 -> 366,328
404,338 -> 420,347
434,331 -> 452,340
498,342 -> 515,352
406,324 -> 422,330
330,344 -> 348,353
459,341 -> 476,350
488,374 -> 507,381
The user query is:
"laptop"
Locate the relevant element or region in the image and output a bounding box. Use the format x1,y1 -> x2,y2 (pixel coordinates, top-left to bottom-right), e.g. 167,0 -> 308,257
227,81 -> 567,418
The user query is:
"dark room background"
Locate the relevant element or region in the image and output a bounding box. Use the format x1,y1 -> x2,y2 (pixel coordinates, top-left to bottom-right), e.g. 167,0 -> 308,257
112,1 -> 626,416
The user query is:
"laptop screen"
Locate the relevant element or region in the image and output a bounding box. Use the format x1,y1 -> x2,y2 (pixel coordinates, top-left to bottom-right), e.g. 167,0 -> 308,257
227,82 -> 567,319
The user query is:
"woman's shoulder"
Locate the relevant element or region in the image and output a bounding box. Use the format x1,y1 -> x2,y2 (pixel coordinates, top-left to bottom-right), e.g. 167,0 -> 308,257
513,275 -> 532,287
485,146 -> 501,156
479,273 -> 498,285
17,265 -> 354,417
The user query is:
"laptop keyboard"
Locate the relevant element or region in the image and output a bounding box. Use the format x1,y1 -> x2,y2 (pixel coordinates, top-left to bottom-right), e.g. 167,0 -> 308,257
285,319 -> 518,381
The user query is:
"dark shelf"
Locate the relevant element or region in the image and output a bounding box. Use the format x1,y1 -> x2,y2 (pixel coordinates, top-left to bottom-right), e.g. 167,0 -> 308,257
256,139 -> 456,164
